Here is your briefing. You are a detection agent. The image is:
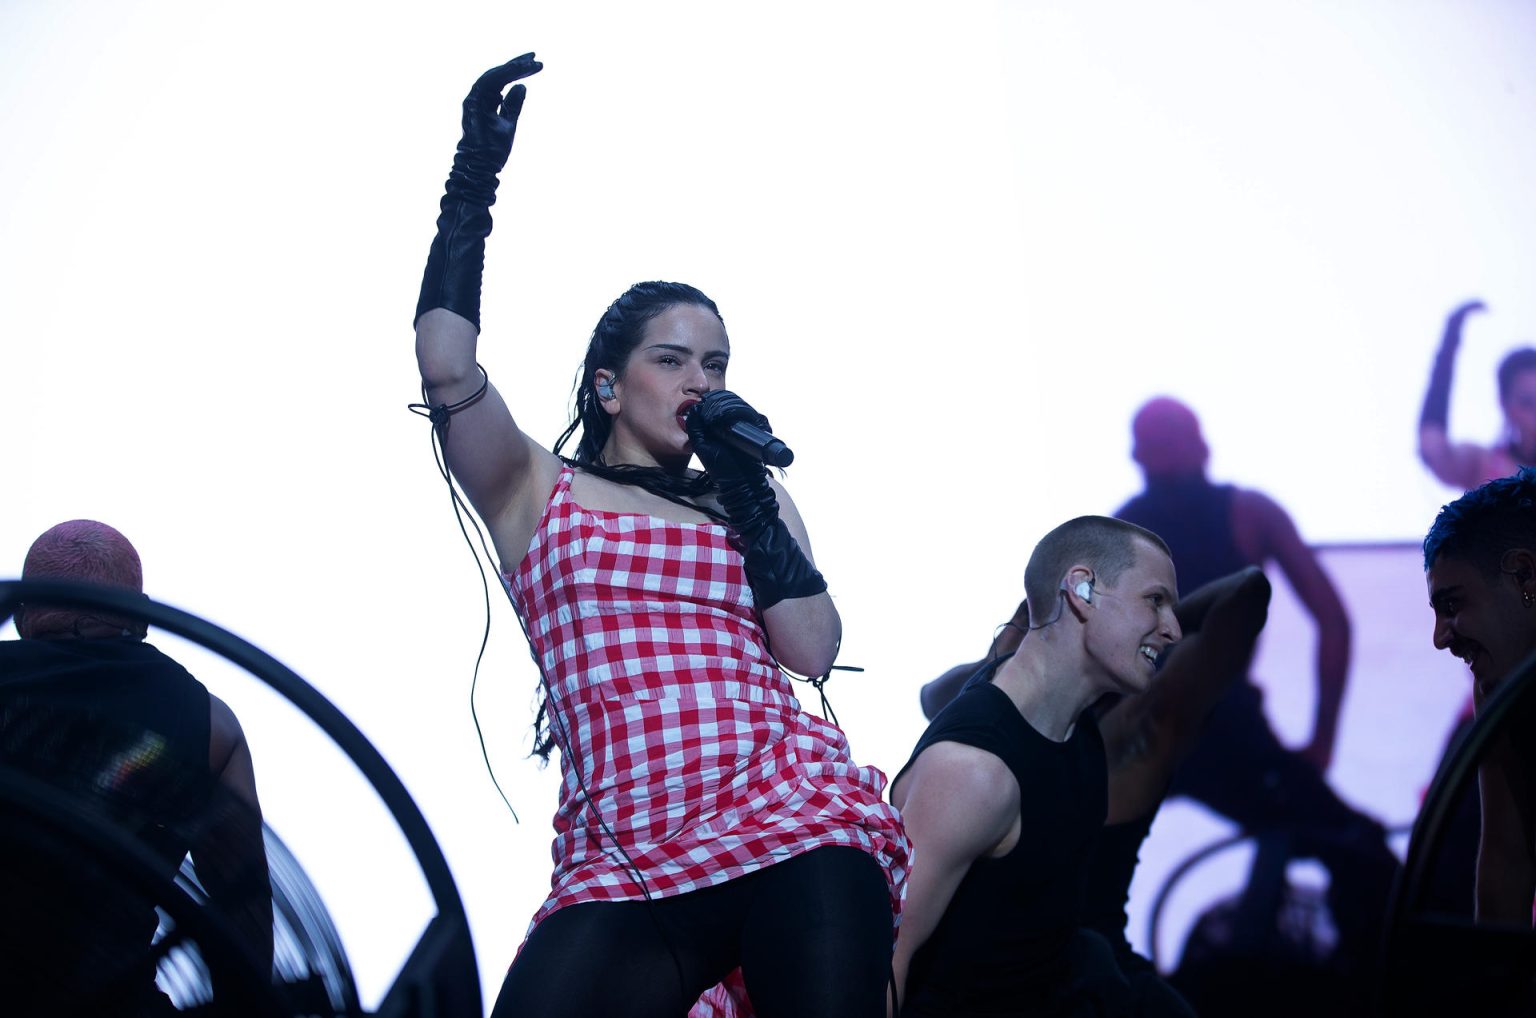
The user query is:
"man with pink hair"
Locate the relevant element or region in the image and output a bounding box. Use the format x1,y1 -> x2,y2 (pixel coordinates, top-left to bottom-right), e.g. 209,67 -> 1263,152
1,520 -> 270,1013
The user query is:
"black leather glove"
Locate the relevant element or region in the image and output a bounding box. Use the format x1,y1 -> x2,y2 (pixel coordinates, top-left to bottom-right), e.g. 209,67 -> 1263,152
1420,299 -> 1485,430
414,54 -> 542,329
686,391 -> 827,610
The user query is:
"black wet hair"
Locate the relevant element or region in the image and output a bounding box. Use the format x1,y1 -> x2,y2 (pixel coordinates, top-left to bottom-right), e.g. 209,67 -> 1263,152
554,281 -> 724,465
532,281 -> 726,760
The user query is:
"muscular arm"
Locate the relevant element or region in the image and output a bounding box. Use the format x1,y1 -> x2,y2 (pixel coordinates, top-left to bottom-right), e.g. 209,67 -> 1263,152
1241,489 -> 1350,774
759,479 -> 841,677
889,743 -> 1019,1009
1101,567 -> 1272,822
415,310 -> 561,566
1419,300 -> 1490,490
413,56 -> 559,570
196,694 -> 273,974
1420,430 -> 1492,492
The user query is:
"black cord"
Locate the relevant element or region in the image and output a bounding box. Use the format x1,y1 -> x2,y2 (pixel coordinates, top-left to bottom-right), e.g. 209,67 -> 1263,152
803,666 -> 857,730
414,390 -> 520,824
407,364 -> 489,441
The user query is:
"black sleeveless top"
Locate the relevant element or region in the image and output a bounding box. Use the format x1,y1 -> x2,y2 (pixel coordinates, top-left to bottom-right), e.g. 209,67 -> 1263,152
1116,475 -> 1250,594
1078,810 -> 1157,967
896,672 -> 1107,1014
0,638 -> 214,1012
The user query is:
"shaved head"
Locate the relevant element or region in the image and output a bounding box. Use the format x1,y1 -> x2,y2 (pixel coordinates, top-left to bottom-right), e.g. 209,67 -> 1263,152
1131,396 -> 1208,478
18,520 -> 146,639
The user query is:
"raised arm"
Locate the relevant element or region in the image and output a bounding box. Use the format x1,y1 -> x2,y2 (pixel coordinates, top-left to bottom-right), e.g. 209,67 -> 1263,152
1419,300 -> 1489,490
1242,490 -> 1350,774
414,55 -> 560,566
1101,567 -> 1271,821
889,743 -> 1019,1011
686,391 -> 841,676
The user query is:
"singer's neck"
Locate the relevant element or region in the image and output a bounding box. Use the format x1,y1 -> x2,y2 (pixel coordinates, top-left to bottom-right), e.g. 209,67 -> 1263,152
599,435 -> 695,477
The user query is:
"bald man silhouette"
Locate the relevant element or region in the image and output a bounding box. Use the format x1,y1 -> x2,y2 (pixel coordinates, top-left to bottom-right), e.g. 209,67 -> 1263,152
1,520 -> 271,1014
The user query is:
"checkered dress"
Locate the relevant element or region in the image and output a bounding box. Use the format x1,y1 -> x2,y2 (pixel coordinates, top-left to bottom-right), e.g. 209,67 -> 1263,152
506,466 -> 908,932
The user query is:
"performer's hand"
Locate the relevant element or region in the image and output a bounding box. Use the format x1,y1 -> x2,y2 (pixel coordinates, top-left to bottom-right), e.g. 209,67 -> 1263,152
452,54 -> 543,193
1440,299 -> 1487,350
686,390 -> 774,484
415,53 -> 541,328
687,390 -> 825,609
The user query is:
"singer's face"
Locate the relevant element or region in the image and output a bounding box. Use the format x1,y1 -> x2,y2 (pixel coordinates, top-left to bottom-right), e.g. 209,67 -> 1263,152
606,303 -> 730,467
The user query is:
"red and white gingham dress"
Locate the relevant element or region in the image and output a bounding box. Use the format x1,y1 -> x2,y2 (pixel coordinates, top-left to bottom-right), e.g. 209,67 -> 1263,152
505,465 -> 909,934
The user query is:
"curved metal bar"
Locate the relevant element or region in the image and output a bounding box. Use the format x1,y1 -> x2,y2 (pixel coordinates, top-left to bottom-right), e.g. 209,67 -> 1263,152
1393,648 -> 1536,922
0,764 -> 287,1015
0,578 -> 479,1015
1145,830 -> 1251,970
1146,821 -> 1416,972
1378,648 -> 1536,1016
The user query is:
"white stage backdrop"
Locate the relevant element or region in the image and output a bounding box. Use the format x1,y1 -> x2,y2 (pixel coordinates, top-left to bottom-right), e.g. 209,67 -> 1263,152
2,2 -> 1530,1009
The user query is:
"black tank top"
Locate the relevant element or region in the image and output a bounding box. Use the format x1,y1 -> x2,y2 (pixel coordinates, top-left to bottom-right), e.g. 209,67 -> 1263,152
895,671 -> 1107,1013
0,638 -> 214,1012
1116,476 -> 1250,594
1078,810 -> 1156,965
0,638 -> 213,861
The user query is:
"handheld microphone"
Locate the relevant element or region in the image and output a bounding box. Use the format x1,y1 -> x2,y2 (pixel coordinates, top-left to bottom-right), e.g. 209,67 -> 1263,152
722,420 -> 794,467
686,400 -> 796,467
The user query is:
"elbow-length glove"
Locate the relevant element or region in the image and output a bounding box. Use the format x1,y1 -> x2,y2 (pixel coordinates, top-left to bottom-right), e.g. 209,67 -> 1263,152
686,390 -> 827,610
1420,299 -> 1486,430
414,54 -> 542,328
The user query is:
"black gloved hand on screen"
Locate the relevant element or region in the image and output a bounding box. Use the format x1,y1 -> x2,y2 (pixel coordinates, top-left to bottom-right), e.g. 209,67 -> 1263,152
1420,299 -> 1485,430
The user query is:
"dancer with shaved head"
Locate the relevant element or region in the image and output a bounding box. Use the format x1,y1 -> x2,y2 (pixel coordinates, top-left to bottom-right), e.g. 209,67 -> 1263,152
892,516 -> 1183,1015
2,520 -> 270,1014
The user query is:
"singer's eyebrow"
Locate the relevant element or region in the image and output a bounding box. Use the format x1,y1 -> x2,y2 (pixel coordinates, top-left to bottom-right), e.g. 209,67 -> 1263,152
644,342 -> 730,360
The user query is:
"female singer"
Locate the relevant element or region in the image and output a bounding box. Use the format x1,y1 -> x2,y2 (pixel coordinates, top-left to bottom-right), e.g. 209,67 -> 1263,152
411,56 -> 907,1018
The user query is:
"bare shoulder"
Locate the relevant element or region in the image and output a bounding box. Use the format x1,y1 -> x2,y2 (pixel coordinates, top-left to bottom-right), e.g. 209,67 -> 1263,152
897,740 -> 1021,857
896,740 -> 1017,814
206,692 -> 247,772
1231,486 -> 1296,559
1231,486 -> 1287,524
208,693 -> 245,743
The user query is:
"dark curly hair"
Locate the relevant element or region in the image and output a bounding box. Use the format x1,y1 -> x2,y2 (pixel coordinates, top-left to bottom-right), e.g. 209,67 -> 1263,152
1424,467 -> 1536,574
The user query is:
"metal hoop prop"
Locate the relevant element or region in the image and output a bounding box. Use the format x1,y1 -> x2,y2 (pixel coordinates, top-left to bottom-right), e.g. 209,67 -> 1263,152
0,578 -> 480,1017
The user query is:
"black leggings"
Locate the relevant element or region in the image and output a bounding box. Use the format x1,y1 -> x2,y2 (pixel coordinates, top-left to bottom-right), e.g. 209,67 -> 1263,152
490,845 -> 892,1018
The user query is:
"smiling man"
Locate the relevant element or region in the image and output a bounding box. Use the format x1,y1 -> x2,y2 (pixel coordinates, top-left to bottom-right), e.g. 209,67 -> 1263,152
1425,468 -> 1536,925
889,516 -> 1181,1016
